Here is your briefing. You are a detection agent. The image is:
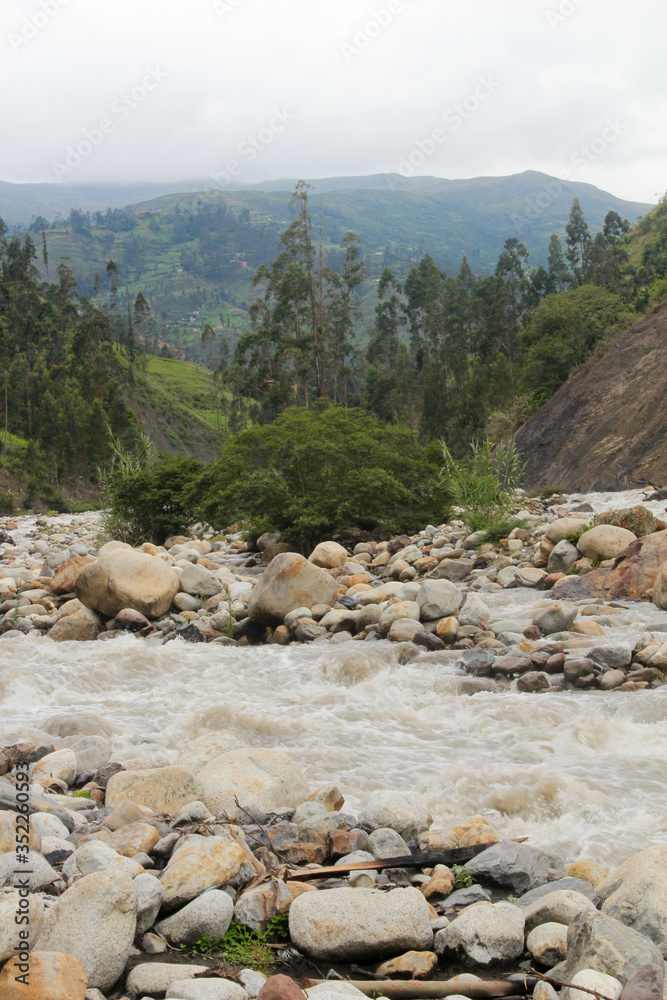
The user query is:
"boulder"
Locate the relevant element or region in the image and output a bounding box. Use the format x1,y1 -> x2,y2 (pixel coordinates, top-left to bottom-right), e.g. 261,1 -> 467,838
618,965 -> 664,1000
533,602 -> 578,635
35,870 -> 137,991
578,525 -> 637,561
547,518 -> 591,544
378,602 -> 421,636
0,852 -> 60,891
70,735 -> 111,776
596,844 -> 667,956
289,886 -> 433,961
548,541 -> 580,575
523,889 -> 596,932
107,821 -> 161,857
31,748 -> 76,787
49,610 -> 100,642
156,888 -> 234,944
358,790 -> 432,840
50,554 -> 95,595
551,532 -> 667,602
175,732 -> 245,773
75,549 -> 179,618
74,840 -> 144,878
459,596 -> 491,627
179,563 -> 224,597
309,542 -> 349,569
247,554 -> 338,623
166,981 -> 249,1000
590,644 -> 633,669
563,970 -> 623,1000
196,748 -> 309,819
564,910 -> 664,985
435,900 -> 525,966
0,891 -> 44,962
417,580 -> 463,620
597,507 -> 664,538
126,962 -> 210,996
160,837 -> 247,908
105,765 -> 204,814
653,562 -> 667,610
135,872 -> 163,935
0,952 -> 87,1000
526,921 -> 568,966
465,840 -> 550,894
234,878 -> 293,932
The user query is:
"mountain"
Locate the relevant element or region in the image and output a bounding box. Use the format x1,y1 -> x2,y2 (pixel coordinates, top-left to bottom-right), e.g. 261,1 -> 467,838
516,198 -> 667,491
4,172 -> 652,364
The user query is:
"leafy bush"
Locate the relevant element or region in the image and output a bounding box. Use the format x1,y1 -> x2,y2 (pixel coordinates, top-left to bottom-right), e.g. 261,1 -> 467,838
441,438 -> 525,534
99,434 -> 202,544
0,491 -> 16,516
197,406 -> 447,551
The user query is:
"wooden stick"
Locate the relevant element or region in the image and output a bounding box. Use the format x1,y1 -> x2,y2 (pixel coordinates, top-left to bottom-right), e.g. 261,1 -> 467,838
303,979 -> 524,999
288,839 -> 527,881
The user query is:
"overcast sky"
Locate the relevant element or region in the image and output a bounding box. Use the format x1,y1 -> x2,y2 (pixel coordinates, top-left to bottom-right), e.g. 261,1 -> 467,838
1,0 -> 665,203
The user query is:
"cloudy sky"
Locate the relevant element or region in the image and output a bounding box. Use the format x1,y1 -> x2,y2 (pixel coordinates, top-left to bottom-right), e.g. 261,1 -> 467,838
1,0 -> 665,203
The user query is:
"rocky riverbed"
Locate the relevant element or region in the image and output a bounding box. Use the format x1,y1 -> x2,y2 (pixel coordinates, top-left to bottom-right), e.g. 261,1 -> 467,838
2,489 -> 667,999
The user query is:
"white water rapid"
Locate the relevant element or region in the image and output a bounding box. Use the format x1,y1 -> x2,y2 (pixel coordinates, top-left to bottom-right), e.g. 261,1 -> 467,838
3,488 -> 667,869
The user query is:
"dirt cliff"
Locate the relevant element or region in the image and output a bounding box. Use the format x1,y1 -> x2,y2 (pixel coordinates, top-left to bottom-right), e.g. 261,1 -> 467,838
516,301 -> 667,491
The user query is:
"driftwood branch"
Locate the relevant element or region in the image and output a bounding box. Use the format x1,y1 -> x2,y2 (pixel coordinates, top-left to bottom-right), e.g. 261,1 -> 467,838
303,980 -> 526,999
288,839 -> 527,881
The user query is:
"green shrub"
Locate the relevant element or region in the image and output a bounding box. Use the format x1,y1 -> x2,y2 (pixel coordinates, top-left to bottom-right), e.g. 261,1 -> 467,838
0,491 -> 16,516
440,438 -> 525,534
99,434 -> 202,545
197,406 -> 447,552
477,517 -> 530,546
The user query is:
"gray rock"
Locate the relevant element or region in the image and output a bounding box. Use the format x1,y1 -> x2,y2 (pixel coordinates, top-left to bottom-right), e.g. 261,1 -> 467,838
417,579 -> 464,620
126,962 -> 210,995
548,541 -> 580,575
166,981 -> 249,1000
459,596 -> 491,627
358,790 -> 432,840
523,889 -> 597,932
367,828 -> 410,860
179,563 -> 224,597
35,869 -> 138,991
596,844 -> 667,957
619,964 -> 664,1000
0,851 -> 60,891
156,889 -> 234,945
289,886 -> 433,961
70,735 -> 112,777
445,885 -> 493,907
526,921 -> 568,966
238,969 -> 268,999
135,872 -> 163,936
465,840 -> 550,894
516,877 -> 598,908
435,900 -> 525,965
564,910 -> 664,985
590,644 -> 634,670
534,602 -> 578,635
457,648 -> 496,674
563,970 -> 623,1000
196,748 -> 309,819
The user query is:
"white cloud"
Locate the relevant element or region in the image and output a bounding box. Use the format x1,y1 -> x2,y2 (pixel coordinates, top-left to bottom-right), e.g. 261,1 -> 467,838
0,0 -> 664,202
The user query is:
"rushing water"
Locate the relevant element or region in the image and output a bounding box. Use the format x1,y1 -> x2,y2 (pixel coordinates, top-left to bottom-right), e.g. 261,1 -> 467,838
3,488 -> 667,869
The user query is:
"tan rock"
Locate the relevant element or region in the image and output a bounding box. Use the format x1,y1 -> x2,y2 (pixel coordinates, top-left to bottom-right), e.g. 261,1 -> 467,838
175,732 -> 245,773
0,892 -> 44,962
286,881 -> 318,899
436,616 -> 459,640
307,785 -> 345,811
49,610 -> 100,642
421,865 -> 455,901
51,555 -> 95,595
234,877 -> 293,932
546,518 -> 591,543
105,766 -> 204,814
196,748 -> 309,819
387,619 -> 423,642
571,619 -> 606,636
378,602 -> 421,637
578,525 -> 637,561
309,542 -> 349,569
31,748 -> 77,787
247,553 -> 338,623
160,837 -> 247,908
0,811 -> 41,853
376,950 -> 438,978
75,549 -> 180,618
653,560 -> 667,610
445,816 -> 498,849
0,952 -> 87,1000
107,821 -> 161,857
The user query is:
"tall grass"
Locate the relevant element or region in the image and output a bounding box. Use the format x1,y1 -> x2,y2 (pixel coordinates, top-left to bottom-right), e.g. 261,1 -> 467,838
440,438 -> 525,534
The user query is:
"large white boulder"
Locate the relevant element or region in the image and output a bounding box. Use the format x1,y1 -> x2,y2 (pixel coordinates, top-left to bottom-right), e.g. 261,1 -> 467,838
289,886 -> 433,961
435,900 -> 525,965
578,525 -> 636,562
247,554 -> 338,623
197,748 -> 310,819
35,870 -> 138,991
75,549 -> 179,618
